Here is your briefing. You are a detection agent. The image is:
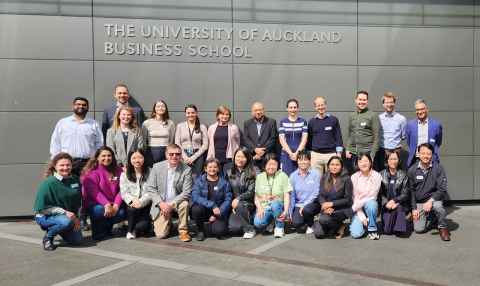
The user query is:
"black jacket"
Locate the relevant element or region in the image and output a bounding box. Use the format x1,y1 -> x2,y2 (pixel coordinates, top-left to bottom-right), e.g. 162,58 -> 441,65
407,162 -> 448,208
226,168 -> 255,209
379,169 -> 410,210
242,116 -> 278,155
317,172 -> 353,217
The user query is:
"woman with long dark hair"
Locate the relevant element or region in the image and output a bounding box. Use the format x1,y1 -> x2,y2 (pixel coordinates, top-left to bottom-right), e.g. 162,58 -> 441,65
120,149 -> 152,239
142,100 -> 175,164
82,146 -> 126,240
34,152 -> 82,250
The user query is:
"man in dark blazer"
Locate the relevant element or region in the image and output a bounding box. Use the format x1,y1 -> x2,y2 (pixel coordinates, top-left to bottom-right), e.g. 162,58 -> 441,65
243,102 -> 278,170
101,83 -> 145,140
405,99 -> 442,167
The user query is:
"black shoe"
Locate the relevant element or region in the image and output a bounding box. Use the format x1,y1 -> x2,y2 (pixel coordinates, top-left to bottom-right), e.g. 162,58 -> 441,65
42,236 -> 56,251
196,231 -> 205,241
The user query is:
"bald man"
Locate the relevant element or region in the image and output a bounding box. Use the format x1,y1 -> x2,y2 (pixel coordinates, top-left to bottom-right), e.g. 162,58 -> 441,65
243,102 -> 278,170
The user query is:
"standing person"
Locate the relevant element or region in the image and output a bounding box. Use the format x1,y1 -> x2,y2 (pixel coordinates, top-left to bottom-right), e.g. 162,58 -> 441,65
243,102 -> 278,170
106,106 -> 144,167
191,158 -> 232,241
253,154 -> 292,238
227,147 -> 257,239
102,83 -> 145,140
409,143 -> 450,241
175,104 -> 208,178
312,156 -> 352,239
288,151 -> 321,234
349,153 -> 382,240
207,105 -> 241,176
379,151 -> 411,236
142,100 -> 175,164
34,153 -> 82,251
405,99 -> 442,167
82,146 -> 126,241
375,92 -> 407,171
120,150 -> 152,240
345,91 -> 380,174
144,144 -> 192,242
307,96 -> 343,177
50,97 -> 103,177
278,99 -> 308,175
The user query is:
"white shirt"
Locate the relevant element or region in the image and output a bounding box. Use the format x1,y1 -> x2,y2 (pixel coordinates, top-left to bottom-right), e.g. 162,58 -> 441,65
50,115 -> 103,159
165,166 -> 177,203
417,118 -> 429,146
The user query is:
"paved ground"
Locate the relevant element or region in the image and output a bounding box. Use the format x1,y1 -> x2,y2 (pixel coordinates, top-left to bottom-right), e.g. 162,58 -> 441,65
0,205 -> 479,286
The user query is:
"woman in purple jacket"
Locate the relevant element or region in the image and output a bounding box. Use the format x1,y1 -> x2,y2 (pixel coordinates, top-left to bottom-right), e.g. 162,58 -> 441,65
82,146 -> 126,240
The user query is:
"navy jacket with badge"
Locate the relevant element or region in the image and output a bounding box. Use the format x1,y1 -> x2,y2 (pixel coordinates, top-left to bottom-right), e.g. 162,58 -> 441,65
192,174 -> 232,218
407,162 -> 448,208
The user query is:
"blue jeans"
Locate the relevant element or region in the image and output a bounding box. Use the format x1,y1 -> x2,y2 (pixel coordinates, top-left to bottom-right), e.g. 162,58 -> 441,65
88,204 -> 126,240
254,201 -> 285,229
35,214 -> 82,245
350,200 -> 378,238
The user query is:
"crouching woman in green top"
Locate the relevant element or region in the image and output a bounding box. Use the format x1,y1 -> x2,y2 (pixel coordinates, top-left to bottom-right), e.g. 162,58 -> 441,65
254,153 -> 292,238
34,152 -> 82,251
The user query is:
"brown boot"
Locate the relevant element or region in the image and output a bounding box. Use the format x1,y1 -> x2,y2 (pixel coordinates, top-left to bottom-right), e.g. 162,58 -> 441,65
439,228 -> 451,241
179,230 -> 191,242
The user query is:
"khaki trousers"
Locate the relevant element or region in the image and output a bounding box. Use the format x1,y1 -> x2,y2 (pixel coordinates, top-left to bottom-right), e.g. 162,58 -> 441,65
153,200 -> 189,238
310,151 -> 337,176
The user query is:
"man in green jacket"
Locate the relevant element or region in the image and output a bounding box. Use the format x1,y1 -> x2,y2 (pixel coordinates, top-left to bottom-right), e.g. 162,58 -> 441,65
345,90 -> 380,174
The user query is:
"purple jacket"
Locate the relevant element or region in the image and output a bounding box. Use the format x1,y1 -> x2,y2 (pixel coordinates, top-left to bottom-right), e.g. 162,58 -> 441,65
82,164 -> 123,208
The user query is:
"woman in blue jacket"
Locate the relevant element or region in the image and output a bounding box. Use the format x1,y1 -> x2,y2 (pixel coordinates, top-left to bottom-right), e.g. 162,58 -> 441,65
191,158 -> 232,241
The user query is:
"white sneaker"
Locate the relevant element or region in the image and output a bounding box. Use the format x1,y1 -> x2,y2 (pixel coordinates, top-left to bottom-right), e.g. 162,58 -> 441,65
368,232 -> 380,240
273,227 -> 285,238
126,232 -> 136,240
243,230 -> 256,239
306,227 -> 314,234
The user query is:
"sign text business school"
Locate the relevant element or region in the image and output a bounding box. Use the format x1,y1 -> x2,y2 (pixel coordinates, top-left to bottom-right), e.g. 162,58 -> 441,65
104,24 -> 343,58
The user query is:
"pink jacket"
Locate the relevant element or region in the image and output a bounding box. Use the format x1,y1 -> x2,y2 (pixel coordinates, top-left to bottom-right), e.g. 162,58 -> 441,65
82,165 -> 123,208
207,122 -> 241,160
351,170 -> 381,222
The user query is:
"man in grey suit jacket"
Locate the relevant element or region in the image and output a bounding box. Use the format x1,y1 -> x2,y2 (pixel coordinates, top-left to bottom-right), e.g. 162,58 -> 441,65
145,144 -> 192,242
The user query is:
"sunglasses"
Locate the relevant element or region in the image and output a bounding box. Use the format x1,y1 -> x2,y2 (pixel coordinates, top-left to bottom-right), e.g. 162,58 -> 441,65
168,152 -> 182,157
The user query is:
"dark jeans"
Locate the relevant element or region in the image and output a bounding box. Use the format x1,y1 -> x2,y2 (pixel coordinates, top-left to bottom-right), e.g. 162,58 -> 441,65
228,203 -> 254,234
188,152 -> 206,178
35,214 -> 82,245
291,203 -> 321,231
345,154 -> 358,175
313,212 -> 348,238
190,204 -> 227,237
149,146 -> 166,165
126,203 -> 152,235
88,204 -> 127,240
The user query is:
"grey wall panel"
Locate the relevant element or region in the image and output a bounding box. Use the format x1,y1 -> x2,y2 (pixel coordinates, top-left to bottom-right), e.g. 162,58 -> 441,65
94,61 -> 233,112
0,0 -> 92,16
358,2 -> 424,25
233,0 -> 357,25
442,156 -> 474,200
423,2 -> 474,26
93,0 -> 231,21
474,112 -> 480,155
0,112 -> 70,164
475,29 -> 480,66
358,27 -> 473,66
475,68 -> 480,111
475,157 -> 480,199
233,64 -> 357,111
232,23 -> 357,64
0,15 -> 92,60
0,164 -> 45,216
0,60 -> 93,111
358,66 -> 474,112
93,18 -> 233,63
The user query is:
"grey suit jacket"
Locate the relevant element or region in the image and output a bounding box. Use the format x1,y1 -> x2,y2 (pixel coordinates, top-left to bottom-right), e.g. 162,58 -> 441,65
145,161 -> 192,220
106,127 -> 144,166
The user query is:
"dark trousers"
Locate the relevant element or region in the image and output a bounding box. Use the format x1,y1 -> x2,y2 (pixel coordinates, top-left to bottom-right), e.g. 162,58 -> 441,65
345,154 -> 358,175
382,205 -> 409,235
190,204 -> 227,237
149,146 -> 166,165
189,153 -> 206,178
291,203 -> 321,231
313,212 -> 348,238
88,204 -> 127,240
228,203 -> 254,234
72,158 -> 89,177
219,159 -> 233,178
126,203 -> 152,235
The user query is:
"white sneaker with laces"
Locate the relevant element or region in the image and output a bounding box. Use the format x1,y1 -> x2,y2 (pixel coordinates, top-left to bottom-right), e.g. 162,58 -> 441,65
243,230 -> 256,239
368,232 -> 380,240
274,227 -> 285,238
126,232 -> 136,240
306,227 -> 314,234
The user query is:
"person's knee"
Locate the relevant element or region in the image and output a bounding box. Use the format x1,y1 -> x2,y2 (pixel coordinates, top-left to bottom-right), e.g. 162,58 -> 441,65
190,204 -> 204,219
270,201 -> 283,212
432,201 -> 446,215
350,223 -> 365,238
364,200 -> 378,212
414,223 -> 427,234
57,215 -> 74,230
90,205 -> 105,218
177,200 -> 189,212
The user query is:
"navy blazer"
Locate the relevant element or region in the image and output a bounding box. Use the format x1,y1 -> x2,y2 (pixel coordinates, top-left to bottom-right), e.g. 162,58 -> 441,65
192,174 -> 232,218
405,117 -> 442,166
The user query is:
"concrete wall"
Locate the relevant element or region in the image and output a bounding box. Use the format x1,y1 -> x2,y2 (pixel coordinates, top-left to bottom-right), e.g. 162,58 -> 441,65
0,0 -> 479,215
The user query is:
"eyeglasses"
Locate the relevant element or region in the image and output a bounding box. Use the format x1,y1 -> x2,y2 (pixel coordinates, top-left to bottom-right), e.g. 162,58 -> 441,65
168,152 -> 181,157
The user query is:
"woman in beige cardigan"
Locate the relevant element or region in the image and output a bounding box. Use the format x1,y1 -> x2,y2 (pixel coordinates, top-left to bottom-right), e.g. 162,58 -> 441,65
207,105 -> 241,176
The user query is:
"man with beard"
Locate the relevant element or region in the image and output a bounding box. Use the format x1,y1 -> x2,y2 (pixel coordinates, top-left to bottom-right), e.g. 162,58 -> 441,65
50,97 -> 103,176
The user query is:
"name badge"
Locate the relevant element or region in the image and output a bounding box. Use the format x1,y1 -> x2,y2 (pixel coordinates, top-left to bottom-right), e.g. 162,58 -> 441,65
324,126 -> 332,131
390,180 -> 395,184
360,122 -> 367,127
70,183 -> 79,188
429,138 -> 436,143
306,180 -> 314,185
214,186 -> 218,191
416,175 -> 424,180
112,176 -> 118,181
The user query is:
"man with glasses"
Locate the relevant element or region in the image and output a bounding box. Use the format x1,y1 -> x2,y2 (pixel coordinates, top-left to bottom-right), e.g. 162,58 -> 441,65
145,144 -> 192,242
405,99 -> 442,167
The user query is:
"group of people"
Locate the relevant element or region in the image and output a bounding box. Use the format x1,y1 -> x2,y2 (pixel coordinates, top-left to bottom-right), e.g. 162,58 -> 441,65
34,84 -> 451,251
